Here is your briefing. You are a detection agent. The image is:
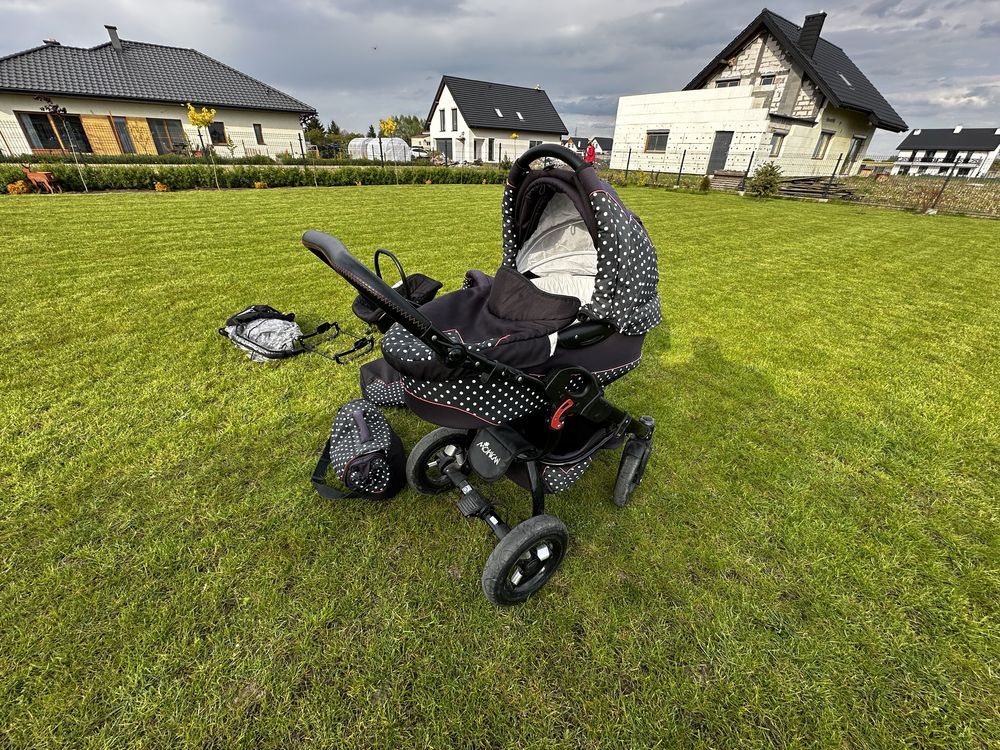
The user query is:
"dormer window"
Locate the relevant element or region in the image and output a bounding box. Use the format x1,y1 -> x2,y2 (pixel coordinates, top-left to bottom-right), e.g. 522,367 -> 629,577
516,111 -> 524,120
494,108 -> 503,117
838,72 -> 853,87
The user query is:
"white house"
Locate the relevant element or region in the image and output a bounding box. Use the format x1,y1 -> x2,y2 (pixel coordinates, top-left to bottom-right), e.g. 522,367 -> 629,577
611,10 -> 907,177
891,127 -> 1000,178
426,75 -> 567,164
0,26 -> 315,159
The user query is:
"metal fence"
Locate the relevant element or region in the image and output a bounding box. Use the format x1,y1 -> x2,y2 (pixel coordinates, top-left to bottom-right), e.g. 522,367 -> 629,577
598,145 -> 999,218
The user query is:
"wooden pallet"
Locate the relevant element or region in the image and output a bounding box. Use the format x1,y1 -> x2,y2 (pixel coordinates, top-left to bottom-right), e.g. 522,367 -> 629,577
711,170 -> 746,192
780,176 -> 855,200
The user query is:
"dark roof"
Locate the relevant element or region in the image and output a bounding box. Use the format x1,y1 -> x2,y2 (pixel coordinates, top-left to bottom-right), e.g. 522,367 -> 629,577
592,137 -> 613,150
684,9 -> 907,132
0,38 -> 315,114
896,128 -> 1000,152
426,75 -> 567,134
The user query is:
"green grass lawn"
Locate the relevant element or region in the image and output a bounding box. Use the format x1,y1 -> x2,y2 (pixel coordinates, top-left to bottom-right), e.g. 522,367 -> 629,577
1,186 -> 998,749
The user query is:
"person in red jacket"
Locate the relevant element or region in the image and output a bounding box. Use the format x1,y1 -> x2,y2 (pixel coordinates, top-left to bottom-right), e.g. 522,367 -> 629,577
584,142 -> 596,164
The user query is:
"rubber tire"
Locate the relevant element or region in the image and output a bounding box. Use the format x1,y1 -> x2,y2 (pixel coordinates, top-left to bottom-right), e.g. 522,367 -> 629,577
613,447 -> 644,507
406,427 -> 472,495
481,515 -> 569,605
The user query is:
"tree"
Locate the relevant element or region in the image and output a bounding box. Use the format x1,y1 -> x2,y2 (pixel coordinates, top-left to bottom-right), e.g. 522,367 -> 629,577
301,115 -> 323,133
328,120 -> 342,136
389,114 -> 424,144
366,124 -> 376,137
745,162 -> 783,197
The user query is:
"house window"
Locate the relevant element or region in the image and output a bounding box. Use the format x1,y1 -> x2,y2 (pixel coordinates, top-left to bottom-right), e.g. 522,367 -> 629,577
112,116 -> 135,154
207,121 -> 227,145
16,111 -> 93,153
435,138 -> 453,161
451,108 -> 458,131
488,138 -> 495,160
769,131 -> 786,157
846,136 -> 866,164
529,140 -> 541,148
253,124 -> 265,145
53,115 -> 92,153
897,166 -> 909,175
16,112 -> 62,150
494,108 -> 503,117
716,78 -> 740,88
644,130 -> 669,152
759,74 -> 775,86
439,109 -> 445,131
147,118 -> 187,154
812,130 -> 834,159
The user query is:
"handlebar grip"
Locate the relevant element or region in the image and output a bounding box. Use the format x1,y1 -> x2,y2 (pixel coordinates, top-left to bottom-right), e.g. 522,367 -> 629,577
301,230 -> 434,339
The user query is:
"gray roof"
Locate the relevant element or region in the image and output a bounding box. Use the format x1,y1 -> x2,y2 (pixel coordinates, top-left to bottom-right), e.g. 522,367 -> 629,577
685,9 -> 907,132
427,75 -> 567,134
592,137 -> 613,150
896,128 -> 1000,152
0,38 -> 315,114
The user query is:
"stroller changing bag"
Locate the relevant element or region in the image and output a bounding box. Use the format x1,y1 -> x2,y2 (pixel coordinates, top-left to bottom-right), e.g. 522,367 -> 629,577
312,400 -> 405,500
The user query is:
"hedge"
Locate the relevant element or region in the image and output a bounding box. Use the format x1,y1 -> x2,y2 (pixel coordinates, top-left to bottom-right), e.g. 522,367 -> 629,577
0,153 -> 406,167
1,163 -> 507,193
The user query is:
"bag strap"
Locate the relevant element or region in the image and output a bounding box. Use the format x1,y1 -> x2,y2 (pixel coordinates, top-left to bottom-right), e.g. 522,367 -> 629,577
311,436 -> 357,500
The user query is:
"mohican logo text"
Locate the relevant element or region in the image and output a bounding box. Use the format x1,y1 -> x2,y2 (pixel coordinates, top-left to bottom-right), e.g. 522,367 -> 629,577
476,440 -> 501,465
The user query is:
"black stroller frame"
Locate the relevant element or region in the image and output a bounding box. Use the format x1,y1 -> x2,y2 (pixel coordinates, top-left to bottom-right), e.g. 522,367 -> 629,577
302,145 -> 657,605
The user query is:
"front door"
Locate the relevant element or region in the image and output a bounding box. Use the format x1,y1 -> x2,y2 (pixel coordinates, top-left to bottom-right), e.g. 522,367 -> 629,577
707,131 -> 734,174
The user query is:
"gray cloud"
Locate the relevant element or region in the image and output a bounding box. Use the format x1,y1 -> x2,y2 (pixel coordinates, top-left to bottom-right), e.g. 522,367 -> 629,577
1,0 -> 997,150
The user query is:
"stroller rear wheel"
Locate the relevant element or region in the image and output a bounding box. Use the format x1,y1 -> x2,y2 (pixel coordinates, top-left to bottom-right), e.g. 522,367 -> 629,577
482,514 -> 569,605
406,427 -> 473,494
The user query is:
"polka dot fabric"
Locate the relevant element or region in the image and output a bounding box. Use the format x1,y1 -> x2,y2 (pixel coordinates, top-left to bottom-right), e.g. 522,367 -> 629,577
501,175 -> 662,336
315,399 -> 405,500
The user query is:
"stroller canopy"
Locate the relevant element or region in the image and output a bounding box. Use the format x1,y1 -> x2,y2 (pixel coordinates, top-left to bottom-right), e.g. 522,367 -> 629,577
500,166 -> 661,336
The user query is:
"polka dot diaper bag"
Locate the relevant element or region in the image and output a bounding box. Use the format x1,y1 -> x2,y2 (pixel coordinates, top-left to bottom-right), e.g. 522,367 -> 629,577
311,400 -> 405,500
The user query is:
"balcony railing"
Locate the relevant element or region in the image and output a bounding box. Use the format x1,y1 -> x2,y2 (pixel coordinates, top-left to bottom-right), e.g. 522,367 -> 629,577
900,154 -> 984,165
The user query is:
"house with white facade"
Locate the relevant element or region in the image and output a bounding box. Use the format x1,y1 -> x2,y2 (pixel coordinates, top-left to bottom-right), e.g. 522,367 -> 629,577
611,10 -> 907,177
891,127 -> 1000,178
426,76 -> 567,164
0,26 -> 315,159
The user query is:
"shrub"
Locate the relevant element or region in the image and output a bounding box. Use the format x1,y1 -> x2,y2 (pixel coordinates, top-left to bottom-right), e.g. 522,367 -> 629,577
699,175 -> 712,192
6,179 -> 30,195
253,181 -> 268,189
745,162 -> 783,197
154,181 -> 169,192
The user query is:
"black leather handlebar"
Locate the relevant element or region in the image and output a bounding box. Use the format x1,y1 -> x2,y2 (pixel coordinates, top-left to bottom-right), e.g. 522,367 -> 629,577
301,230 -> 435,339
513,143 -> 587,173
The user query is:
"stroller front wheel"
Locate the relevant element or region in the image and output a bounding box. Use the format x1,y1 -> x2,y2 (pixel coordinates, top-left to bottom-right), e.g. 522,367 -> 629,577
481,515 -> 569,605
406,427 -> 473,494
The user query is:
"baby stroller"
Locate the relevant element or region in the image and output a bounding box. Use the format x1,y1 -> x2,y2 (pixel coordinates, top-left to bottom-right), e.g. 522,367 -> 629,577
302,144 -> 661,604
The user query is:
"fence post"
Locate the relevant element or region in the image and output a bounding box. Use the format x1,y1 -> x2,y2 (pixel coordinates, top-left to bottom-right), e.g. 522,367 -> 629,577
930,166 -> 954,211
298,133 -> 307,160
676,149 -> 686,187
823,154 -> 843,199
624,147 -> 632,181
738,151 -> 755,191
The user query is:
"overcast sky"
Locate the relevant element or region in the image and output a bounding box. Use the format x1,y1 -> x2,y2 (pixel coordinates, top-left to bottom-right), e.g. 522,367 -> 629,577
3,0 -> 999,153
